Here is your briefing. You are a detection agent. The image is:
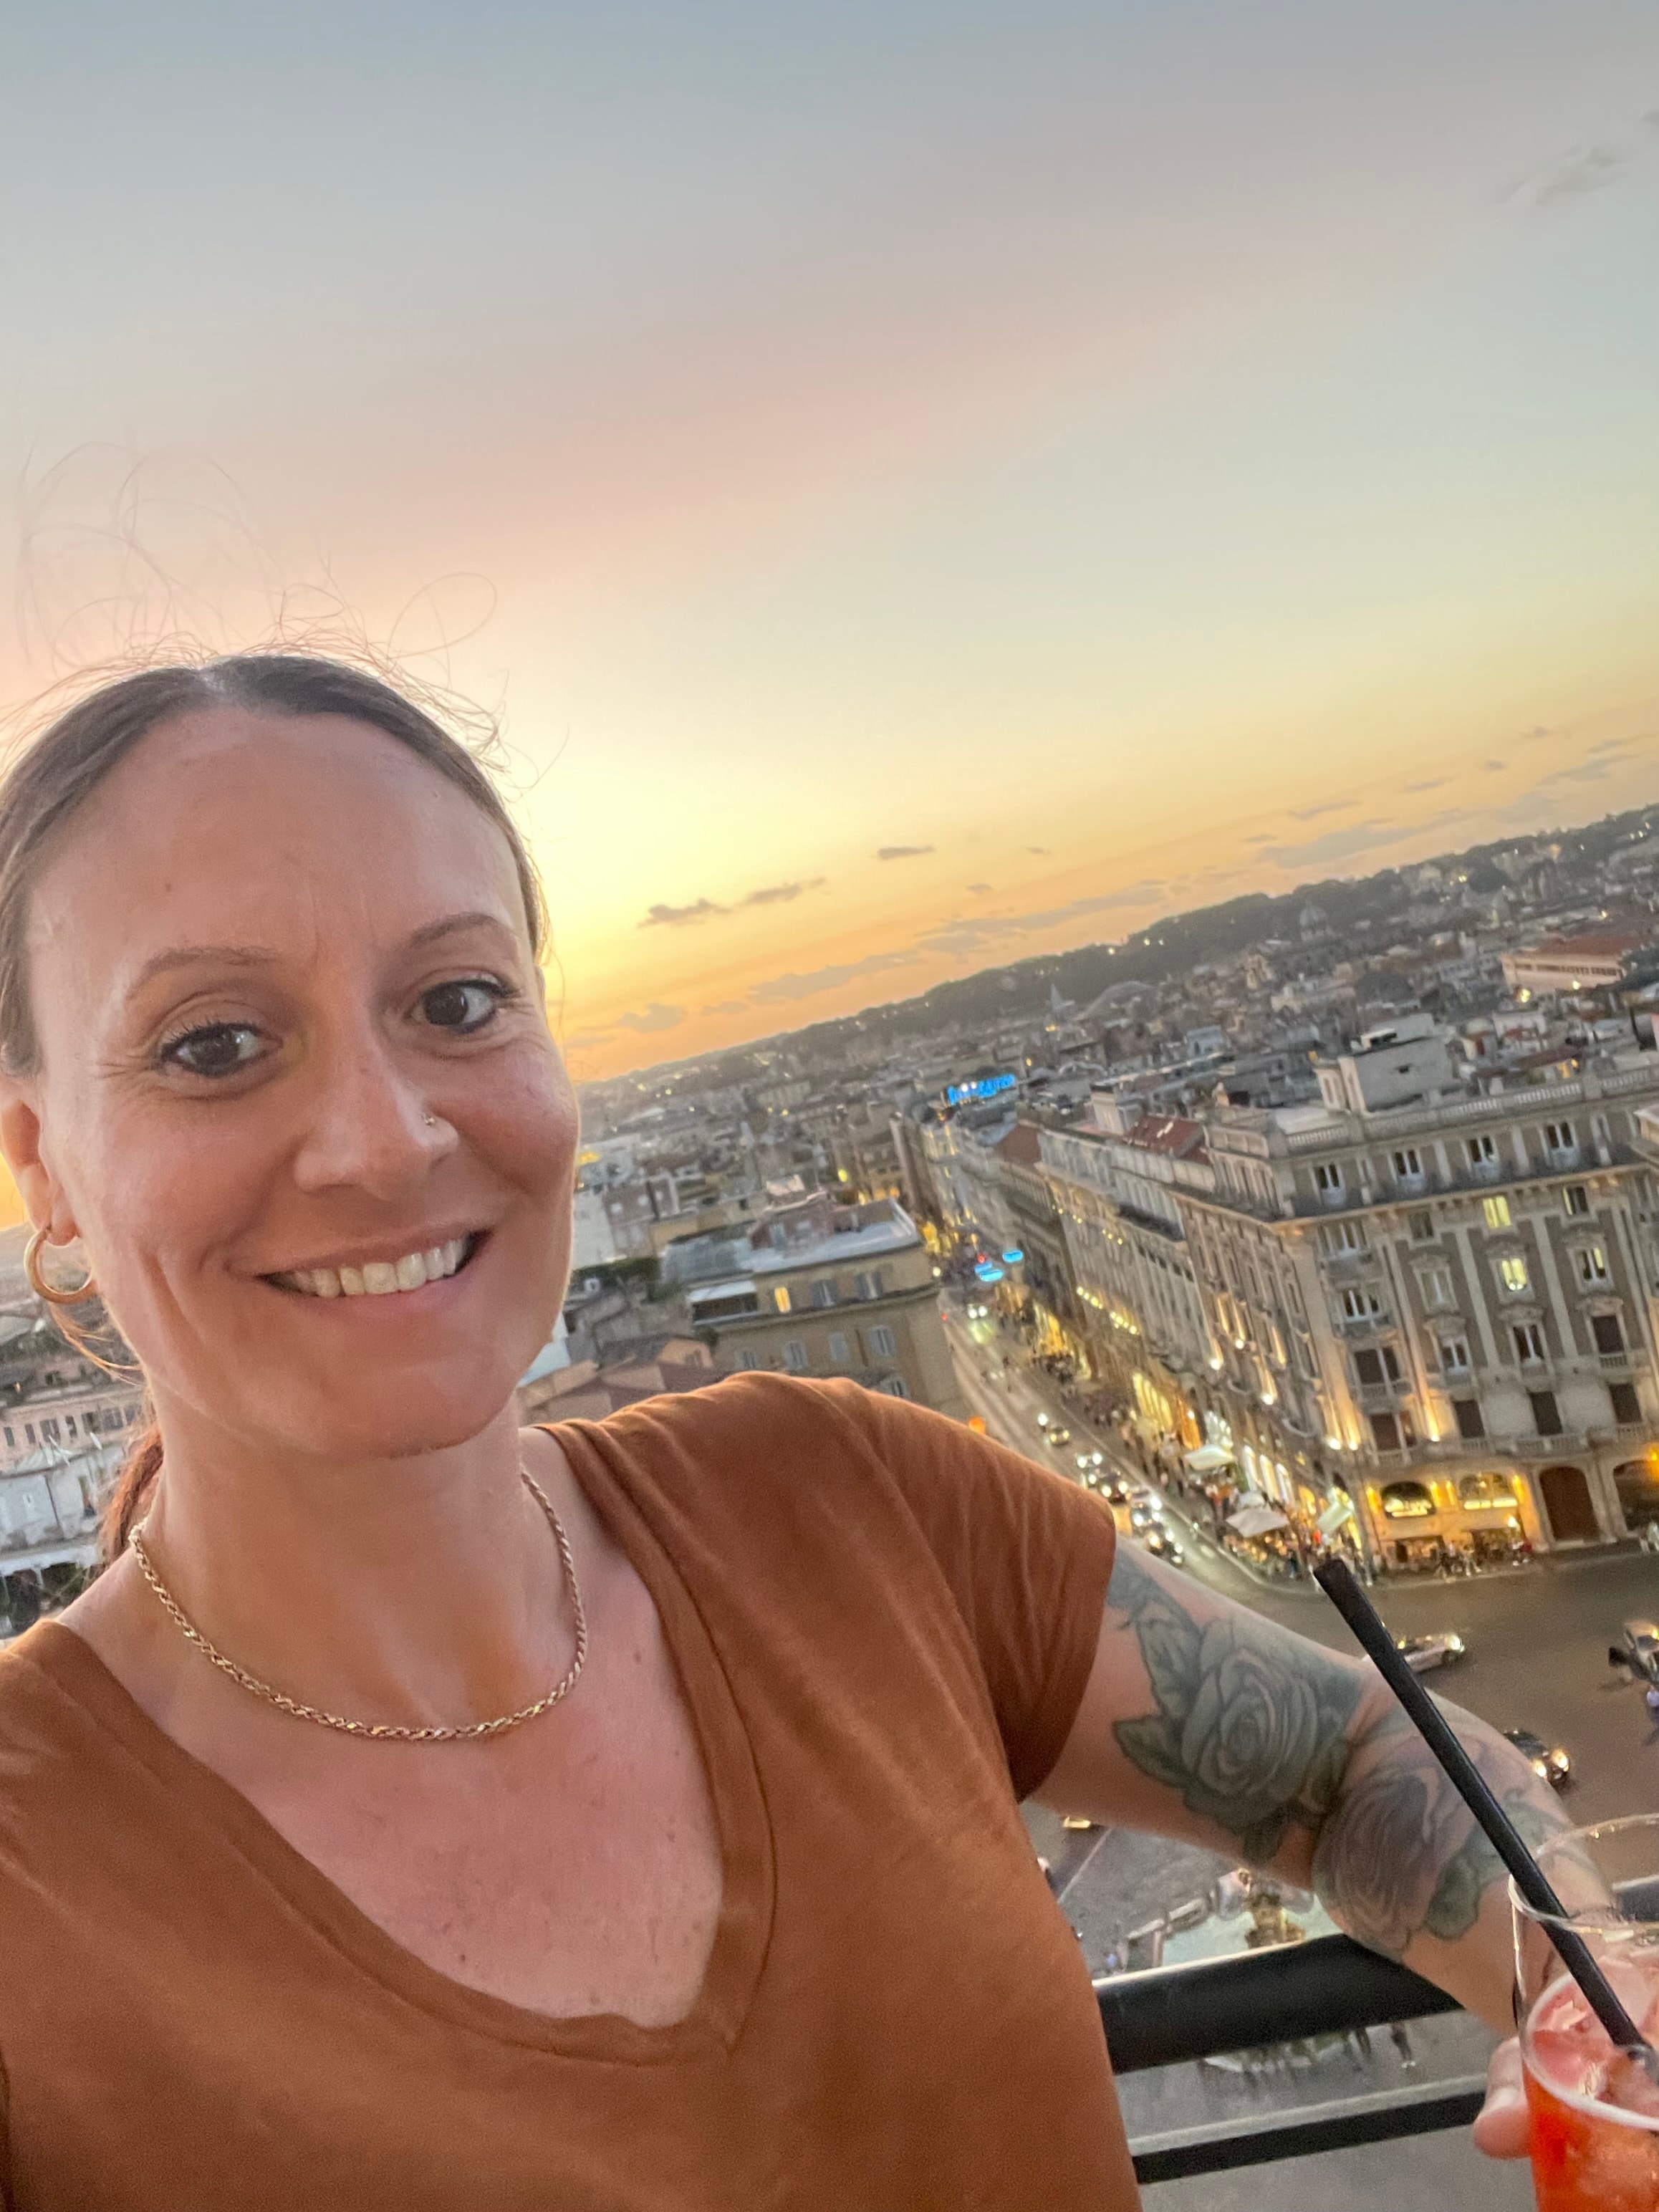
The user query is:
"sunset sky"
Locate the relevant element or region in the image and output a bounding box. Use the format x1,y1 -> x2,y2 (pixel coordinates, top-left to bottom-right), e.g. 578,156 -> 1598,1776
1,0 -> 1655,1101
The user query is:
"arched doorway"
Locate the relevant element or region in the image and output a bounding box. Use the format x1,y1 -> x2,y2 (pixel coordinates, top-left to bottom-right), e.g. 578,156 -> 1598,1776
1614,1458 -> 1659,1534
1540,1463 -> 1598,1544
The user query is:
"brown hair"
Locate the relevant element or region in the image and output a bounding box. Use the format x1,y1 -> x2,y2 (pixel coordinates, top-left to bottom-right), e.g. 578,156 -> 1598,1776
0,652 -> 549,1558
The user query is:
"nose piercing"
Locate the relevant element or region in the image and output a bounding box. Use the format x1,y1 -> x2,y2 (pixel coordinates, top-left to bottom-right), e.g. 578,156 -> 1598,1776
422,1113 -> 440,1128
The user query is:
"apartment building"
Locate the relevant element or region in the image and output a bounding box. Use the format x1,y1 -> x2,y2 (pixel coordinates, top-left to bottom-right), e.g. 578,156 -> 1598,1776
681,1197 -> 966,1417
1190,1048 -> 1659,1564
1038,1104 -> 1214,1444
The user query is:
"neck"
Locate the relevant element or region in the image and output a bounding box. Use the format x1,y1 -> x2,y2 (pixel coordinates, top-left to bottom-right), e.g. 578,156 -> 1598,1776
125,1396 -> 571,1733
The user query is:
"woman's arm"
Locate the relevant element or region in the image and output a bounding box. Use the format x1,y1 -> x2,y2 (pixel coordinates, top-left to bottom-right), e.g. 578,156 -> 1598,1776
1037,1541 -> 1569,2031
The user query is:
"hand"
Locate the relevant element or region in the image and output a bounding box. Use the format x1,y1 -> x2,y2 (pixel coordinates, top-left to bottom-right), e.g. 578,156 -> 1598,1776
1472,2038 -> 1529,2160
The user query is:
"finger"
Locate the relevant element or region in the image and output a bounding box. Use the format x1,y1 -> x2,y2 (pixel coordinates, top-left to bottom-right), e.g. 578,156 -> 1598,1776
1472,2037 -> 1530,2160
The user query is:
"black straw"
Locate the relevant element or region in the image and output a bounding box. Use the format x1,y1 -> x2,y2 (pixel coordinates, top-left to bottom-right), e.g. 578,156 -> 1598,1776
1313,1555 -> 1655,2061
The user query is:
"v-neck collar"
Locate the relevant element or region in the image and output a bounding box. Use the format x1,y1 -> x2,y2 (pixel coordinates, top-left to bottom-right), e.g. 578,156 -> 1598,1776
21,1420 -> 775,2065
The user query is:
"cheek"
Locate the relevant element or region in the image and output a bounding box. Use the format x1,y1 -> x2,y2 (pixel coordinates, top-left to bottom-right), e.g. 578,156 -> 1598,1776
468,1048 -> 578,1194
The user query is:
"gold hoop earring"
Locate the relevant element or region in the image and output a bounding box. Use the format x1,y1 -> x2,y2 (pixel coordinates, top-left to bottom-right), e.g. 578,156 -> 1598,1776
24,1225 -> 98,1307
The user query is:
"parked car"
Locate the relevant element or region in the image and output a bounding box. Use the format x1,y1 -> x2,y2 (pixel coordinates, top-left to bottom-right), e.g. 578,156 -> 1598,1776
1396,1631 -> 1468,1673
1619,1620 -> 1659,1680
1143,1526 -> 1186,1568
1044,1427 -> 1073,1449
1503,1728 -> 1572,1789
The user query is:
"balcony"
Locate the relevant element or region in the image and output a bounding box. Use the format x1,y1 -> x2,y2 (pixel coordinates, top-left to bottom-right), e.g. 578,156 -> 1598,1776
1599,1347 -> 1632,1371
1101,1932 -> 1491,2189
1357,1377 -> 1412,1407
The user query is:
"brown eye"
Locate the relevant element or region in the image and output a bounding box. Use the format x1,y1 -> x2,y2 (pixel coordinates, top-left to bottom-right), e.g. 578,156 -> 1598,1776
419,979 -> 504,1034
160,1023 -> 264,1077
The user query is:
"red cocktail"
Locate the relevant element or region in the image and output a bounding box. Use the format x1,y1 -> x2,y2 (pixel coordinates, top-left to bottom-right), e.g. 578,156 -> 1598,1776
1516,1817 -> 1659,2212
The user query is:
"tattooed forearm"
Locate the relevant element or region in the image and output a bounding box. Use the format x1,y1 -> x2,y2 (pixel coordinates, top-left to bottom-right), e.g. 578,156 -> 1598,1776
1107,1545 -> 1366,1865
1310,1704 -> 1572,1958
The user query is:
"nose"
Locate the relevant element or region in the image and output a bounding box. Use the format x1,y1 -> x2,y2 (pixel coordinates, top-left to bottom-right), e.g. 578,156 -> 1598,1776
289,1033 -> 451,1200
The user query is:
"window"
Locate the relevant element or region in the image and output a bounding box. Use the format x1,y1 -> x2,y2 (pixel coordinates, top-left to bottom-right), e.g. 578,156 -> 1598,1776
24,1424 -> 36,1445
1313,1160 -> 1345,1198
1380,1480 -> 1435,1517
877,1376 -> 910,1398
1562,1184 -> 1590,1217
810,1279 -> 837,1308
64,1415 -> 77,1436
1544,1120 -> 1577,1158
1512,1321 -> 1547,1365
41,1418 -> 59,1441
1592,1313 -> 1625,1355
731,1348 -> 761,1371
1577,1244 -> 1611,1286
1529,1389 -> 1563,1438
1324,1219 -> 1367,1254
1418,1264 -> 1454,1309
771,1285 -> 792,1314
1467,1133 -> 1499,1168
827,1332 -> 850,1365
1355,1345 -> 1402,1387
855,1270 -> 885,1300
1440,1336 -> 1471,1373
1408,1209 -> 1436,1244
1340,1286 -> 1384,1321
1453,1397 -> 1486,1441
1611,1381 -> 1643,1425
1,1426 -> 11,1448
1482,1195 -> 1512,1231
1458,1471 -> 1515,1508
868,1323 -> 897,1358
782,1340 -> 809,1373
1370,1411 -> 1402,1452
1393,1146 -> 1423,1181
1498,1255 -> 1531,1295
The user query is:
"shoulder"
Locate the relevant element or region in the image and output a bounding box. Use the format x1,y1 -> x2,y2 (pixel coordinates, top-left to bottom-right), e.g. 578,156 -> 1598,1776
551,1370 -> 980,1516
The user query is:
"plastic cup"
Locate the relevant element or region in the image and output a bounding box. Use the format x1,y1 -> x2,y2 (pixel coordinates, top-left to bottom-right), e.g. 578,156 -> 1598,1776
1513,1815 -> 1659,2211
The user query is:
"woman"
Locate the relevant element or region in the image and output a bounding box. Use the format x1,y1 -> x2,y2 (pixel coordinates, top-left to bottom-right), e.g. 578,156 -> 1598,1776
0,653 -> 1540,2208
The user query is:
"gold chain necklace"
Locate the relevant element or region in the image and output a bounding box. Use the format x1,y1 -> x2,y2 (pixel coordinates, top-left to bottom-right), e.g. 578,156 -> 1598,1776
127,1465 -> 588,1742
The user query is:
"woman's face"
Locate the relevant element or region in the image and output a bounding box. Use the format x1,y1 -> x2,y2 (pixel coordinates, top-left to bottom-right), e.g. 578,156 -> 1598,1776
1,706 -> 578,1462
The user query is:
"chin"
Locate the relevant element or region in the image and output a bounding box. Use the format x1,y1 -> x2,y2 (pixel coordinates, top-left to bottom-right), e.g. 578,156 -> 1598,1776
257,1366 -> 527,1463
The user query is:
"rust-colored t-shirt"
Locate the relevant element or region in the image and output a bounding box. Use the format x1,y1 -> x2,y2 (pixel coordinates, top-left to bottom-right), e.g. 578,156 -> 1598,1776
0,1376 -> 1130,2210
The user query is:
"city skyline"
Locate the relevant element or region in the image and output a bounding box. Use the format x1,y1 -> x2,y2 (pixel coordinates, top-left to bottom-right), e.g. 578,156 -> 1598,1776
0,1 -> 1653,1093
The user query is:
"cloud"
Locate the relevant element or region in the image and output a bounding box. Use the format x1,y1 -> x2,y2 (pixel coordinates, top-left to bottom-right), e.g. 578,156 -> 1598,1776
1025,845 -> 1050,855
1241,832 -> 1276,846
741,877 -> 826,907
700,999 -> 749,1015
1256,817 -> 1402,870
877,844 -> 934,862
966,881 -> 994,893
1288,797 -> 1356,822
1484,759 -> 1507,773
1403,777 -> 1447,794
1516,140 -> 1632,210
746,950 -> 920,1005
915,880 -> 1165,959
566,1029 -> 615,1051
640,898 -> 728,928
613,1002 -> 686,1034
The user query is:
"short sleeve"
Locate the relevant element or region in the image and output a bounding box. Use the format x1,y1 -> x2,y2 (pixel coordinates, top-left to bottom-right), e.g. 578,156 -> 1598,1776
809,1380 -> 1116,1799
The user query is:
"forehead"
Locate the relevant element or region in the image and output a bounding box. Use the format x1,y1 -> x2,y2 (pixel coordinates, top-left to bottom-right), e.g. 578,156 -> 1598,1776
27,706 -> 526,992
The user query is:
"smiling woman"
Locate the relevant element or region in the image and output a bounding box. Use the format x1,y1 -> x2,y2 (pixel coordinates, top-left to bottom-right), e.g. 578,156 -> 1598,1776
0,652 -> 1558,2210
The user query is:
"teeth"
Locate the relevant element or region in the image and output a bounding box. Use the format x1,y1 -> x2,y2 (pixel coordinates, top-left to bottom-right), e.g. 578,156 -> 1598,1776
279,1238 -> 472,1299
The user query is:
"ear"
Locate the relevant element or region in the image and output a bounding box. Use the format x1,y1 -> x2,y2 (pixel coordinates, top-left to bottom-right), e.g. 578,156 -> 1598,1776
0,1079 -> 78,1241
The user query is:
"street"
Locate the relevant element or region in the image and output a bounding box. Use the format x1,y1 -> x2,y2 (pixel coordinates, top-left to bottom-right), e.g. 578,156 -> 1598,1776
944,1299 -> 1659,1826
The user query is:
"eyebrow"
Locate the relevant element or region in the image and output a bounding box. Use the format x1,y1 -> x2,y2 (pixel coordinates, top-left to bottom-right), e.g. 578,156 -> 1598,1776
127,913 -> 517,995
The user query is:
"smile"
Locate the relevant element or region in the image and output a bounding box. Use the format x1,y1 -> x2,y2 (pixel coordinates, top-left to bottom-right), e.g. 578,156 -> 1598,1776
269,1234 -> 479,1299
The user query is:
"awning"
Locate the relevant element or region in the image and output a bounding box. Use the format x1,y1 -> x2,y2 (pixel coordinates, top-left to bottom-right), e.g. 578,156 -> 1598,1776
1230,1504 -> 1290,1538
1317,1495 -> 1357,1537
1184,1445 -> 1234,1475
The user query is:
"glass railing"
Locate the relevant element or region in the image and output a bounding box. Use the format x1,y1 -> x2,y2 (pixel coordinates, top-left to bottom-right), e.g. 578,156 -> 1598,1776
1099,1931 -> 1495,2188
